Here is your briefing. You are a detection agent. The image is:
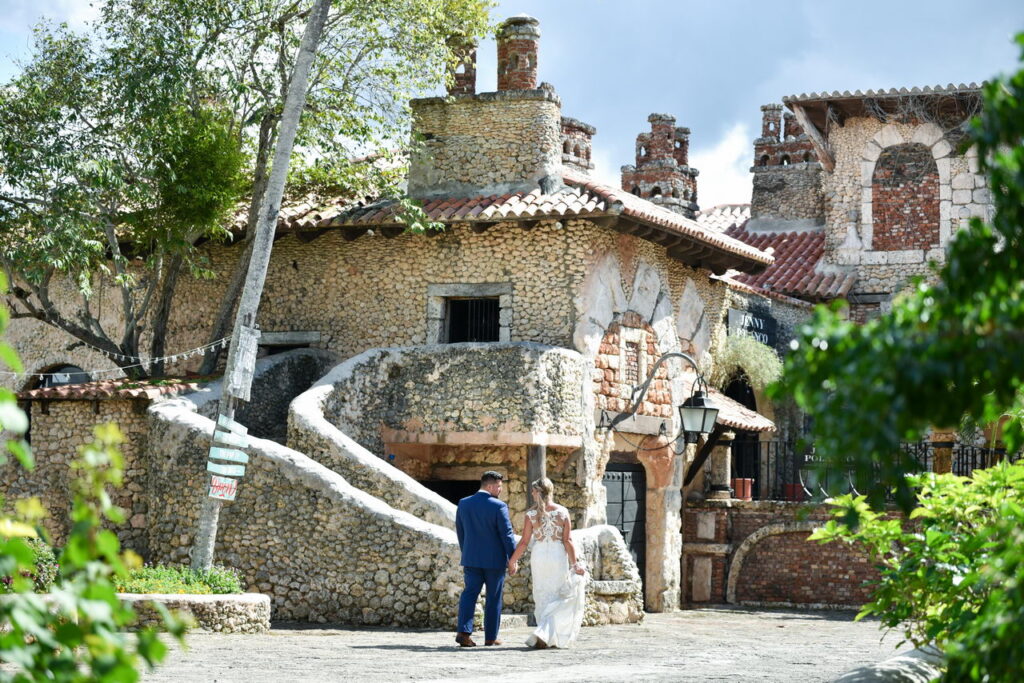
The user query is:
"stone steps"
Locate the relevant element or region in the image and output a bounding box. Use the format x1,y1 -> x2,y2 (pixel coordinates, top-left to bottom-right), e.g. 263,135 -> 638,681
501,613 -> 531,628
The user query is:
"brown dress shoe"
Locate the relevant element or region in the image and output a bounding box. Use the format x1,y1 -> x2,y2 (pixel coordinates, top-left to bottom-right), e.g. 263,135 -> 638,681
485,639 -> 502,646
455,632 -> 477,647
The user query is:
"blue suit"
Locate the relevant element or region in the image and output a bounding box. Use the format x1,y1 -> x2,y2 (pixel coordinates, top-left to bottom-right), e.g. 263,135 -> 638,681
455,490 -> 516,641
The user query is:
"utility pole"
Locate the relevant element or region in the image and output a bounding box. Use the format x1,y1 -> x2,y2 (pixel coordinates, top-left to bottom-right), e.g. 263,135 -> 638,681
191,0 -> 334,571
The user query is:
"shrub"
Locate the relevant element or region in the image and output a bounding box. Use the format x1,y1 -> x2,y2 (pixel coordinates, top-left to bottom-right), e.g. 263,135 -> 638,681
0,538 -> 59,593
116,564 -> 243,595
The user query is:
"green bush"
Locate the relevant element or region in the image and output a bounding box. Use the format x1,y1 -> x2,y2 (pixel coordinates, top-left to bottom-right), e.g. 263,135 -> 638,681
116,564 -> 243,595
0,538 -> 59,593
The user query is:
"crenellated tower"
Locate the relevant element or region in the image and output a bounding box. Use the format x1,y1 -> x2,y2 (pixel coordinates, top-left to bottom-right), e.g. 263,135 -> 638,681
620,113 -> 699,218
749,103 -> 824,230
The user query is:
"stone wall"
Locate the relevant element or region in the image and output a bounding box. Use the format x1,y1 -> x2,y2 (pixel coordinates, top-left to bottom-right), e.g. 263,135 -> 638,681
4,398 -> 151,552
408,90 -> 562,198
749,164 -> 824,229
683,501 -> 883,608
123,593 -> 271,634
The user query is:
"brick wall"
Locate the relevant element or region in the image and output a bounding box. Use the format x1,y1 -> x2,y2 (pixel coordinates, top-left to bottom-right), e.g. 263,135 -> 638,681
683,502 -> 891,607
592,311 -> 673,419
871,143 -> 940,251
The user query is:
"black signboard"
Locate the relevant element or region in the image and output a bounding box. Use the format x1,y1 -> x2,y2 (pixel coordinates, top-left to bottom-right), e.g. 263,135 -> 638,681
727,308 -> 777,346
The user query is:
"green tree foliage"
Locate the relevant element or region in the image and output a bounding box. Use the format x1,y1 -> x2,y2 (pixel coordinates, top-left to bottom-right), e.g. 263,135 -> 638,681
781,33 -> 1024,681
774,35 -> 1024,512
0,275 -> 186,680
0,23 -> 248,378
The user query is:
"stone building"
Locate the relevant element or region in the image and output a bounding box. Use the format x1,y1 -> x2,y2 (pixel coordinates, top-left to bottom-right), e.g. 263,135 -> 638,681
6,14 -> 782,617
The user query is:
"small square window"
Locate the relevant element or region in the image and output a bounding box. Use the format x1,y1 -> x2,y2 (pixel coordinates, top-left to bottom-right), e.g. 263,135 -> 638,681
445,298 -> 500,343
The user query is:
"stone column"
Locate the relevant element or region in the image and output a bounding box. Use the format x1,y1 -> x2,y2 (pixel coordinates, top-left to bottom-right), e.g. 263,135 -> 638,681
637,436 -> 683,612
707,431 -> 735,500
527,444 -> 546,488
930,429 -> 956,475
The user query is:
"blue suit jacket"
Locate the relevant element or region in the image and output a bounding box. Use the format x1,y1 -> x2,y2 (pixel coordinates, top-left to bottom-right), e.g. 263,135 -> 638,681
456,491 -> 516,569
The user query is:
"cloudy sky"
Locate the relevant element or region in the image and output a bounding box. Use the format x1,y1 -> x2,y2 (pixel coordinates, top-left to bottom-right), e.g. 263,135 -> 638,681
3,0 -> 1022,207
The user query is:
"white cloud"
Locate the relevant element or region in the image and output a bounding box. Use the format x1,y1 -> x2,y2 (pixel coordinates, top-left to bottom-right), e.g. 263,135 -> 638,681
0,0 -> 99,32
690,123 -> 753,209
588,143 -> 621,188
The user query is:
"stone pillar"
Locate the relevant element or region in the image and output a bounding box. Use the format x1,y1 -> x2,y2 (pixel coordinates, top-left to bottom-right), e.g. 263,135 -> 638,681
637,437 -> 683,612
930,429 -> 957,475
707,431 -> 735,500
447,40 -> 476,96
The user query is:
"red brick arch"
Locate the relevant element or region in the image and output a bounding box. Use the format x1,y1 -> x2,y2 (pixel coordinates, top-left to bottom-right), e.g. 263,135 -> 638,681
871,143 -> 940,251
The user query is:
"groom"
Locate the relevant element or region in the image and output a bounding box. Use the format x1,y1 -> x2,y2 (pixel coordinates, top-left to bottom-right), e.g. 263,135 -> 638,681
455,471 -> 516,647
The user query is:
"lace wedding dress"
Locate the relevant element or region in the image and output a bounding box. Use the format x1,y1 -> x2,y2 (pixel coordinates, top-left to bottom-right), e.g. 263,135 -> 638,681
524,506 -> 587,648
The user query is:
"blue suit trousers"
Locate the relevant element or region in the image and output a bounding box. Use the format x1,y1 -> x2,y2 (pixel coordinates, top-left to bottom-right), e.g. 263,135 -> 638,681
457,566 -> 506,641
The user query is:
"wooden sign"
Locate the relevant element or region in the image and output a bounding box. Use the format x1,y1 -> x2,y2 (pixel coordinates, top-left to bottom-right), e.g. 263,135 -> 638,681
214,430 -> 248,449
207,461 -> 245,478
209,446 -> 249,464
217,414 -> 248,436
208,475 -> 238,501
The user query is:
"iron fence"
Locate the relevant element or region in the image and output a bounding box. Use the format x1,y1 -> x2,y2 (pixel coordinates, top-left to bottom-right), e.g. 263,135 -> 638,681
729,439 -> 1019,502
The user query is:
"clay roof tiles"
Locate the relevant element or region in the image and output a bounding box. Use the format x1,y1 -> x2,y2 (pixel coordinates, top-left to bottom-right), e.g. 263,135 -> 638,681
18,377 -> 205,401
723,224 -> 856,302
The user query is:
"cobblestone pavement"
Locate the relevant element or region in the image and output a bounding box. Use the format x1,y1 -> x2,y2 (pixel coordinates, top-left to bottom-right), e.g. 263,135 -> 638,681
142,607 -> 901,682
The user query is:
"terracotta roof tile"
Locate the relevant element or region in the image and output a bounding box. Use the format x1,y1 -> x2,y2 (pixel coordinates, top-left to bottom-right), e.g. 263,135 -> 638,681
680,373 -> 775,433
18,377 -> 207,401
724,224 -> 856,302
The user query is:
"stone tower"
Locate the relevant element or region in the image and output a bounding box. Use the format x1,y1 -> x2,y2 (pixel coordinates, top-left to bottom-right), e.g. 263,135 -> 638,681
497,15 -> 540,91
620,113 -> 699,218
749,103 -> 824,230
447,39 -> 477,96
408,15 -> 562,199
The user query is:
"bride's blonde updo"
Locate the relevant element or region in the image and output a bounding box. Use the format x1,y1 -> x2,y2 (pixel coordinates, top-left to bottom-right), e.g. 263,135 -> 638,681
531,477 -> 554,518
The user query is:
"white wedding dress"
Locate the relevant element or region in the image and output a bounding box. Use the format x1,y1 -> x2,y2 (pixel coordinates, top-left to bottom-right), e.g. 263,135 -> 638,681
524,506 -> 587,649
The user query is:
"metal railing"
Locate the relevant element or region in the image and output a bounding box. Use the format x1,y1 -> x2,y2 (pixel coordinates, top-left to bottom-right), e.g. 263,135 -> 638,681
729,439 -> 1019,502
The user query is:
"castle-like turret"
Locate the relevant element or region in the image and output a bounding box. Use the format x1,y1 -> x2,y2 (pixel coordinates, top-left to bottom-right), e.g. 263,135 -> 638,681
620,113 -> 699,218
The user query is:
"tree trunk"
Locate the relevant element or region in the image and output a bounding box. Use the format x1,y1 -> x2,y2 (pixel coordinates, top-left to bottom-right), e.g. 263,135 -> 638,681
191,0 -> 333,571
148,253 -> 185,377
199,113 -> 277,376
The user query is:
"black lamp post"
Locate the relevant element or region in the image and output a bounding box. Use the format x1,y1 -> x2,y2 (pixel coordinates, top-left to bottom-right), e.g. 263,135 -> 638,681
600,351 -> 719,446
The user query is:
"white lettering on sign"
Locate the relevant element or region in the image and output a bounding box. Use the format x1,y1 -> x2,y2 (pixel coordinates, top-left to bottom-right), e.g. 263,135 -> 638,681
208,475 -> 238,501
727,308 -> 777,346
209,446 -> 249,464
207,461 -> 245,478
213,430 -> 248,449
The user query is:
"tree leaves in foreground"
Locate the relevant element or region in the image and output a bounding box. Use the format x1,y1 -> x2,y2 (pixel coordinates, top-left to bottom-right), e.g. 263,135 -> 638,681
0,275 -> 186,680
773,34 -> 1024,512
786,32 -> 1024,683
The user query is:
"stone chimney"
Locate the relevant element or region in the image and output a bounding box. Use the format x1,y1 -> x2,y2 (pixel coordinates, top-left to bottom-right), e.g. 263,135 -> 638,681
447,39 -> 476,96
620,113 -> 699,218
408,16 -> 561,199
497,15 -> 540,91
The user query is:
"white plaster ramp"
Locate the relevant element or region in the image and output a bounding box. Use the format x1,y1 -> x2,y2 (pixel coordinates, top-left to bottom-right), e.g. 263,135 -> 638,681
288,350 -> 456,529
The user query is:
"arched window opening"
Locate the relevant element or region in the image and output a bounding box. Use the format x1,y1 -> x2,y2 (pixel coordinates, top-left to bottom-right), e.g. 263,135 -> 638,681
455,63 -> 466,75
759,155 -> 770,167
803,152 -> 812,163
25,364 -> 90,391
639,145 -> 647,157
585,148 -> 591,161
563,140 -> 570,154
574,144 -> 581,158
871,143 -> 940,251
631,186 -> 641,196
650,186 -> 662,197
672,188 -> 679,199
780,155 -> 791,166
510,54 -> 519,70
675,140 -> 682,149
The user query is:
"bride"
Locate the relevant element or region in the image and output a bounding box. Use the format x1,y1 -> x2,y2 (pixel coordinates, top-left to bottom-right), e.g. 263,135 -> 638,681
508,477 -> 587,649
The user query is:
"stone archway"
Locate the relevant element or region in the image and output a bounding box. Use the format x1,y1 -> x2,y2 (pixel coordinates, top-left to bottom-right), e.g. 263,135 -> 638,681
725,521 -> 821,604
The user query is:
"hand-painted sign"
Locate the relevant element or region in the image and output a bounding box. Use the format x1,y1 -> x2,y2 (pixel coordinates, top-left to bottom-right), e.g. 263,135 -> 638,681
727,308 -> 778,347
217,413 -> 248,436
207,413 -> 250,501
213,429 -> 248,449
208,475 -> 238,501
209,446 -> 249,464
208,461 -> 245,478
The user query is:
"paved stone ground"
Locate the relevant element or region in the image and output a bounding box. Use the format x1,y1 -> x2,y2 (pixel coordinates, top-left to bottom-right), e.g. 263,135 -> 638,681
142,607 -> 901,682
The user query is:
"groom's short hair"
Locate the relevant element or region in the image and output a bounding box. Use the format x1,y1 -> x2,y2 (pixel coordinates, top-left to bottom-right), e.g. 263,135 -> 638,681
480,471 -> 503,485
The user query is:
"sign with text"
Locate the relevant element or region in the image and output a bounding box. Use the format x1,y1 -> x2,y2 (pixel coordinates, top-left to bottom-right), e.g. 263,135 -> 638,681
208,475 -> 238,501
208,461 -> 246,478
727,308 -> 778,347
209,446 -> 249,464
213,429 -> 248,449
